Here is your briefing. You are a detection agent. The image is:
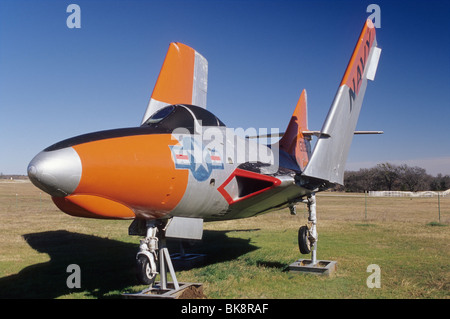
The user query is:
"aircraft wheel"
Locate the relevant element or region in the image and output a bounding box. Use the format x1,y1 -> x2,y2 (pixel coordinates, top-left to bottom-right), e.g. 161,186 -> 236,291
298,225 -> 311,254
136,255 -> 157,285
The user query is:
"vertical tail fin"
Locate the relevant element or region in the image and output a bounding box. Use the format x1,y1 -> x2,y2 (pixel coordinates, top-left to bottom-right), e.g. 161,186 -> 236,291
141,42 -> 208,125
278,89 -> 311,171
302,19 -> 381,185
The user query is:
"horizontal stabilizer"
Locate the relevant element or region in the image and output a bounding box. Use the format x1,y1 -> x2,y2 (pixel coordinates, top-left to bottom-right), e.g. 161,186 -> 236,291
247,130 -> 383,139
302,130 -> 383,137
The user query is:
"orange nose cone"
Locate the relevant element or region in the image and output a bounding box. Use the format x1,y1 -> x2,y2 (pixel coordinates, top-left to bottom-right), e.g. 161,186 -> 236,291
64,133 -> 188,219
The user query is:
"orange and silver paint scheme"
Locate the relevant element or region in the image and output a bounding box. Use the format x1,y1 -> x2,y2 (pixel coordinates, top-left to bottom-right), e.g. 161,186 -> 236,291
53,133 -> 189,220
28,20 -> 381,223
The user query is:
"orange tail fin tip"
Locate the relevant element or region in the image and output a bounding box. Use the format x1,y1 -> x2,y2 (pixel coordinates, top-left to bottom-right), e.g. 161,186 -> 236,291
279,89 -> 311,171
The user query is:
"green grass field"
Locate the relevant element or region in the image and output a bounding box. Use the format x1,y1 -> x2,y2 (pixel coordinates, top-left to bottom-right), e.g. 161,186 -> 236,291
0,181 -> 448,299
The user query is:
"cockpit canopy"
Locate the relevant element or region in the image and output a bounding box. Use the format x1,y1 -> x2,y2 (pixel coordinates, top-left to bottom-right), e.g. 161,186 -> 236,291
141,104 -> 225,132
44,104 -> 224,152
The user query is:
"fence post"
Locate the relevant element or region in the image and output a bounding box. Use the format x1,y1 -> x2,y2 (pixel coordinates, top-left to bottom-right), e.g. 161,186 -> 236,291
438,192 -> 441,223
365,191 -> 368,221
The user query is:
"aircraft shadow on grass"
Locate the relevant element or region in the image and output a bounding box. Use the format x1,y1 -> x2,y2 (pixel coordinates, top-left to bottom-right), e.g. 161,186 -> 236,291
0,229 -> 258,299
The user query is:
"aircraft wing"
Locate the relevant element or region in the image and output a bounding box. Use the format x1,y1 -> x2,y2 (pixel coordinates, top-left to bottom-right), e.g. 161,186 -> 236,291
141,42 -> 208,125
212,166 -> 310,220
302,19 -> 381,185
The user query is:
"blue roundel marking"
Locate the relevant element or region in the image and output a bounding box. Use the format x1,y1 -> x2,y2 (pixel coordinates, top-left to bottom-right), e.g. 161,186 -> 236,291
170,136 -> 224,182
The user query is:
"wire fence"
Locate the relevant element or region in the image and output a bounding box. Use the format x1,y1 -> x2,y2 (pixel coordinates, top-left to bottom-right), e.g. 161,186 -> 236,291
2,180 -> 449,225
368,189 -> 450,198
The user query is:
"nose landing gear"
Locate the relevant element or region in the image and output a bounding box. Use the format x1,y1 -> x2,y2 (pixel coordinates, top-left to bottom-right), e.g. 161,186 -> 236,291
123,219 -> 204,299
135,221 -> 161,286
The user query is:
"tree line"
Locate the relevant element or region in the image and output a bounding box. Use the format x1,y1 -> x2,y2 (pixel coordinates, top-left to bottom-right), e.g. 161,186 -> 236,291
339,163 -> 450,192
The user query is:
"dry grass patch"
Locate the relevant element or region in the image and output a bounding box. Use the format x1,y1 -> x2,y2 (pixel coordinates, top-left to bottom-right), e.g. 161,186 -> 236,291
1,182 -> 449,298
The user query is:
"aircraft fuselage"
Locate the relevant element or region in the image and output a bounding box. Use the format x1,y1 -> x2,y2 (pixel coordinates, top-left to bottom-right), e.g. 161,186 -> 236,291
28,105 -> 309,221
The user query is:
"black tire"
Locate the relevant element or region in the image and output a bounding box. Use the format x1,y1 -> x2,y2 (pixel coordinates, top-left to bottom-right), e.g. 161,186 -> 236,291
298,226 -> 311,254
136,255 -> 156,285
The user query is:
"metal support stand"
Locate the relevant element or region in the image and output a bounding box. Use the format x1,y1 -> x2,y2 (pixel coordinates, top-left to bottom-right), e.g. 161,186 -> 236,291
158,238 -> 179,291
289,193 -> 337,276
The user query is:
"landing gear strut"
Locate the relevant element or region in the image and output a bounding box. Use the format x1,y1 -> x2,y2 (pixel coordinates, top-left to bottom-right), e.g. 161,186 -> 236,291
297,194 -> 317,263
136,221 -> 161,286
124,218 -> 204,299
290,193 -> 337,275
135,220 -> 179,290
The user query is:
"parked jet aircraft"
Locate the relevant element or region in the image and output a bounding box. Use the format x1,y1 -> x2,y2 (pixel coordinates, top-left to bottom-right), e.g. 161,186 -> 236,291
28,20 -> 381,286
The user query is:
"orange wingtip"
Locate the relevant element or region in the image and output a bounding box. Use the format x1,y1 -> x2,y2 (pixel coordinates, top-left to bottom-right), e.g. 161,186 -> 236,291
151,42 -> 196,105
340,19 -> 376,95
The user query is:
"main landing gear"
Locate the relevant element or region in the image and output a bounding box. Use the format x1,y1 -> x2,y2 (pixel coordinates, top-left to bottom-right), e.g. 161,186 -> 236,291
298,194 -> 317,262
289,193 -> 337,275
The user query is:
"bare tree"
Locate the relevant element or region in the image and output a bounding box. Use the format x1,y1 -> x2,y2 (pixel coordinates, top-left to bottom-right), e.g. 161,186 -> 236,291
343,163 -> 447,192
376,163 -> 400,191
398,165 -> 429,191
430,174 -> 450,191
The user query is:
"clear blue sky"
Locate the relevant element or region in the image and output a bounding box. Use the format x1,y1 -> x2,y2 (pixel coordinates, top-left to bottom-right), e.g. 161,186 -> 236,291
1,0 -> 449,175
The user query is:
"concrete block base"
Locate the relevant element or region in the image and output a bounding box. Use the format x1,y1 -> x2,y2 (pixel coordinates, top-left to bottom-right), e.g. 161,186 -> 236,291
289,259 -> 337,276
